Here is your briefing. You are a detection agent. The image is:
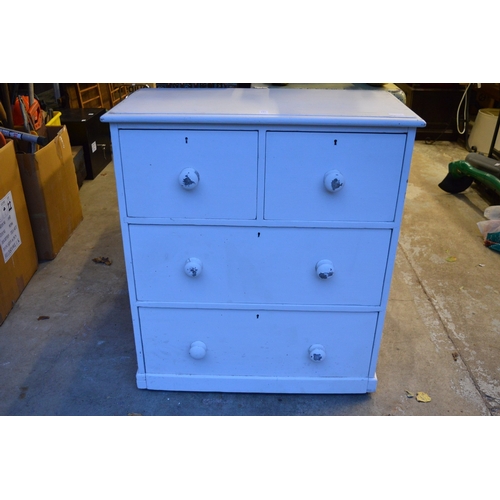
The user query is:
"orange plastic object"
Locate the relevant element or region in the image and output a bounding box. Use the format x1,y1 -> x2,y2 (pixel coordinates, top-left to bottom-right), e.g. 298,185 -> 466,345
12,96 -> 43,130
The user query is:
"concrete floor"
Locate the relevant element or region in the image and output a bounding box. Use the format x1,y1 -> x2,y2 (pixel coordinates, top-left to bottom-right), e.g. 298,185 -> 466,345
1,139 -> 499,416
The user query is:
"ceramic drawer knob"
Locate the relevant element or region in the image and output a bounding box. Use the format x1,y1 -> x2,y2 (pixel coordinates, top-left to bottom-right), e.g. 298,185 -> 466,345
184,257 -> 203,277
315,259 -> 334,280
323,169 -> 345,193
309,344 -> 326,362
179,167 -> 200,190
189,341 -> 207,359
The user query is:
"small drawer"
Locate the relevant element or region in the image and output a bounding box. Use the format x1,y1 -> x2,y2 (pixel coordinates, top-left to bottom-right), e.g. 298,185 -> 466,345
139,307 -> 378,379
264,131 -> 407,222
119,129 -> 258,219
129,225 -> 391,306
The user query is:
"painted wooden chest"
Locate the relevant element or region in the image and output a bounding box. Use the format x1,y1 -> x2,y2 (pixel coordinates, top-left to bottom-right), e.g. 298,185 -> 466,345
102,88 -> 425,393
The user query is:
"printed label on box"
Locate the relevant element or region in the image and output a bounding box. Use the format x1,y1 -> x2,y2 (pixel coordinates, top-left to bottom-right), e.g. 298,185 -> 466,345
0,191 -> 22,263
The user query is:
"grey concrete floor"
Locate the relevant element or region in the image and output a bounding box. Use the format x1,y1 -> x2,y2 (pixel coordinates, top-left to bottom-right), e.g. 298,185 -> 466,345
1,139 -> 499,416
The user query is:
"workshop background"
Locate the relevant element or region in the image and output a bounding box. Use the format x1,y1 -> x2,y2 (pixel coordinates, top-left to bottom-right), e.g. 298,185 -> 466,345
1,82 -> 500,417
0,0 -> 498,494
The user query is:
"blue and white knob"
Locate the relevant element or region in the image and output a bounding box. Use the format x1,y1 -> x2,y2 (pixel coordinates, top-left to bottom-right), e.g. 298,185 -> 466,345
179,168 -> 200,190
315,259 -> 334,280
184,257 -> 203,277
309,344 -> 326,362
323,169 -> 345,193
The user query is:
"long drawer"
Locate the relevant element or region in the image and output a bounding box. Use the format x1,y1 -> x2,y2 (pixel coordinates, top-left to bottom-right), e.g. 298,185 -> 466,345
139,307 -> 378,379
129,225 -> 392,306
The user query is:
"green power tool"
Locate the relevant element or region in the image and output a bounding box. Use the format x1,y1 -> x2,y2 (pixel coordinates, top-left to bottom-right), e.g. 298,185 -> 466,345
439,153 -> 500,195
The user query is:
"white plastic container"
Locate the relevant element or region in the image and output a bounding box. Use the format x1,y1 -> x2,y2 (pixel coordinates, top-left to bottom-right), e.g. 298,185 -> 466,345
469,108 -> 500,154
484,205 -> 500,220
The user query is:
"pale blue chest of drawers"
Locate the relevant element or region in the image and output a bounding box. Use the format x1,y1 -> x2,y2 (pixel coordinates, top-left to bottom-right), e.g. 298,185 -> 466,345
102,88 -> 425,393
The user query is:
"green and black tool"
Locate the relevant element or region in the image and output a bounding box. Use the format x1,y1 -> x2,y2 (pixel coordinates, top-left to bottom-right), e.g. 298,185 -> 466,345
439,153 -> 500,195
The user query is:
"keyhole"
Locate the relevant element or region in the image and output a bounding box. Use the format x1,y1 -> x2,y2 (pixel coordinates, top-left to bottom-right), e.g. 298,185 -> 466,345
334,139 -> 338,146
185,137 -> 188,144
257,232 -> 261,237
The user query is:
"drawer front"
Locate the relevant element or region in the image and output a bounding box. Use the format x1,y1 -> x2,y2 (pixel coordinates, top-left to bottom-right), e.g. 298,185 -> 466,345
139,308 -> 378,378
129,225 -> 391,306
119,130 -> 258,219
264,132 -> 407,221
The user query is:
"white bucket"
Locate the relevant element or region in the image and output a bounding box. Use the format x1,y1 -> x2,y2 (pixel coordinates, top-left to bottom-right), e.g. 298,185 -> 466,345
469,108 -> 500,154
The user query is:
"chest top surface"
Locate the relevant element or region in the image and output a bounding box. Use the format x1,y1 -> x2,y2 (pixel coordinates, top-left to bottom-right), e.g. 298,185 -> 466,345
101,88 -> 426,128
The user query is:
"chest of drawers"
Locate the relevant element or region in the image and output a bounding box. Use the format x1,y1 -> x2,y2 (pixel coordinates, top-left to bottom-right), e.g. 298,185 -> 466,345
102,88 -> 424,393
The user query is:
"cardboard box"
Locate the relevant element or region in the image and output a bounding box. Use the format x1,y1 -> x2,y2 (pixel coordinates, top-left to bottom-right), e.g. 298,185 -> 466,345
0,140 -> 38,325
16,126 -> 83,260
